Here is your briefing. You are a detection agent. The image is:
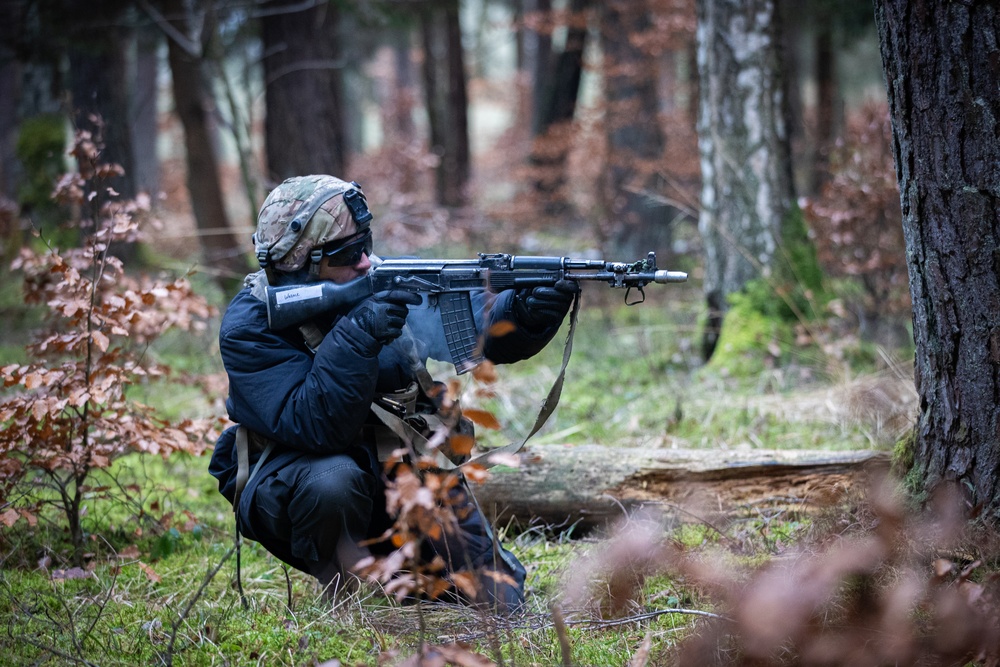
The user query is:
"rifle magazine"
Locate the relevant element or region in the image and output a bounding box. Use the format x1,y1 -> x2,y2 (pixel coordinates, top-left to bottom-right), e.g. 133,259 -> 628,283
438,291 -> 484,373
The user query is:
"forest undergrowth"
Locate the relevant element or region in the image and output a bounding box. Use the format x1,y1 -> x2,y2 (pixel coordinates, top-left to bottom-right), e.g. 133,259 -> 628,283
6,272 -> 996,666
3,122 -> 999,666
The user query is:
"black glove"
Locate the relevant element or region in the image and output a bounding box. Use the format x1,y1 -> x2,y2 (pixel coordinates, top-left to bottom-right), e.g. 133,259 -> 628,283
513,279 -> 579,332
348,290 -> 422,345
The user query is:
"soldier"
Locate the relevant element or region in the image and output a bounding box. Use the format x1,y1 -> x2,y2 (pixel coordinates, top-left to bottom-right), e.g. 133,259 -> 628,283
209,175 -> 577,612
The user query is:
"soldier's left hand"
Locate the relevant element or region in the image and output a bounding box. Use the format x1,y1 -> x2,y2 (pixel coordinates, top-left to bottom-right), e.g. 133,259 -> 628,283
513,279 -> 579,331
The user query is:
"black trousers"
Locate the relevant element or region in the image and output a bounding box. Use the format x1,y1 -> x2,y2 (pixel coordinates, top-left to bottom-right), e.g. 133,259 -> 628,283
244,447 -> 526,611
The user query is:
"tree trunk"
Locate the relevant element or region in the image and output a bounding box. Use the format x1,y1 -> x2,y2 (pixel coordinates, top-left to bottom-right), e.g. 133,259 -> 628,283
522,0 -> 553,136
261,0 -> 346,183
66,9 -> 136,201
385,29 -> 420,194
695,0 -> 796,359
475,445 -> 888,532
163,0 -> 251,289
810,17 -> 836,195
601,0 -> 674,258
420,1 -> 470,207
875,2 -> 1000,520
131,24 -> 161,196
528,0 -> 589,214
1,0 -> 64,239
0,35 -> 19,201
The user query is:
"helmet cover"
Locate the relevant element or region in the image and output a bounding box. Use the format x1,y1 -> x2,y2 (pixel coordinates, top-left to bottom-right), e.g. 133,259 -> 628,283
254,175 -> 369,272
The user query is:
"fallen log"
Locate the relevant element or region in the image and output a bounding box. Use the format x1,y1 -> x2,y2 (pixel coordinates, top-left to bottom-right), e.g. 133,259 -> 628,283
472,444 -> 891,532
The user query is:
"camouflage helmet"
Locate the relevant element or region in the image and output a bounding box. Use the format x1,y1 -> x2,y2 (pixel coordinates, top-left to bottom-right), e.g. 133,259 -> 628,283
253,175 -> 373,272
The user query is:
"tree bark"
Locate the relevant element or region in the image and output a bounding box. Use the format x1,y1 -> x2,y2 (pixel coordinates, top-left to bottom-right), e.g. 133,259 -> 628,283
528,0 -> 589,214
386,29 -> 420,194
695,0 -> 796,359
601,0 -> 673,258
130,24 -> 161,196
810,15 -> 836,195
65,3 -> 136,201
522,0 -> 553,136
475,445 -> 888,531
163,0 -> 251,289
261,0 -> 346,183
420,1 -> 470,207
874,2 -> 1000,519
0,26 -> 20,201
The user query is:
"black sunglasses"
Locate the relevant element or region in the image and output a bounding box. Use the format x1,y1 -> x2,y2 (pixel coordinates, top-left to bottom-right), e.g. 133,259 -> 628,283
321,230 -> 373,266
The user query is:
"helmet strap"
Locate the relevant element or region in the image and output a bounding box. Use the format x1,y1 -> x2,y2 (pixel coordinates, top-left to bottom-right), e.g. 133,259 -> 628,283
308,248 -> 323,277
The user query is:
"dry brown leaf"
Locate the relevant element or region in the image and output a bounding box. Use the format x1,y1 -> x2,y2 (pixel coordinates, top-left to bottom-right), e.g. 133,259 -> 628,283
138,561 -> 161,583
463,408 -> 502,430
487,320 -> 517,338
449,434 -> 475,457
118,544 -> 141,559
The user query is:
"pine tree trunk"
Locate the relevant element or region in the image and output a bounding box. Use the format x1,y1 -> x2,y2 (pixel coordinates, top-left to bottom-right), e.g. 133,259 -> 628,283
390,30 -> 419,194
811,18 -> 836,195
601,0 -> 672,258
0,47 -> 18,200
695,0 -> 795,358
522,0 -> 553,137
164,0 -> 250,289
420,1 -> 470,207
67,22 -> 136,200
875,1 -> 1000,520
261,0 -> 346,183
528,0 -> 588,214
131,25 -> 161,196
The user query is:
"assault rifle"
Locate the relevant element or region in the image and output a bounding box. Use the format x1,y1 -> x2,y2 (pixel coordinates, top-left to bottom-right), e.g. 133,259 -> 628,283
265,251 -> 687,373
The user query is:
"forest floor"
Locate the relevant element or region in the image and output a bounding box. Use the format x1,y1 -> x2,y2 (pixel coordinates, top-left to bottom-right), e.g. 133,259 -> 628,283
3,243 -> 951,666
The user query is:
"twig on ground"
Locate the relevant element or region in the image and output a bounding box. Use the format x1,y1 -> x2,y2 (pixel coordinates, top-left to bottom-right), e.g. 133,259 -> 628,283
160,543 -> 237,666
550,603 -> 573,667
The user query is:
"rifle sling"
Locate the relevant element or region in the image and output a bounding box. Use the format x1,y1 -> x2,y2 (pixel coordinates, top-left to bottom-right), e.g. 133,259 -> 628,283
232,424 -> 275,608
370,291 -> 581,471
468,290 -> 581,468
370,401 -> 460,470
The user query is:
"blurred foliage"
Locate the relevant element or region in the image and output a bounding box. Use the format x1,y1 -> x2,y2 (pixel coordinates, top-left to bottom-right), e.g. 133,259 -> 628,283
14,114 -> 67,237
803,101 -> 909,343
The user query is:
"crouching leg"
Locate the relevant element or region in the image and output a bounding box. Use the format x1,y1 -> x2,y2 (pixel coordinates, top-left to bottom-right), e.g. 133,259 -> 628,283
425,484 -> 527,615
246,453 -> 378,597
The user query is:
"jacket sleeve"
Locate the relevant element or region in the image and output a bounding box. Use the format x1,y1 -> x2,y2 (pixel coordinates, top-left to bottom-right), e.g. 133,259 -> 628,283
394,289 -> 560,367
479,289 -> 563,364
220,296 -> 383,454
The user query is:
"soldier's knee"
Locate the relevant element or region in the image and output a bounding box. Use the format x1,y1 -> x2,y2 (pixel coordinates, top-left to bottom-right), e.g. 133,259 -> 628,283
291,455 -> 376,523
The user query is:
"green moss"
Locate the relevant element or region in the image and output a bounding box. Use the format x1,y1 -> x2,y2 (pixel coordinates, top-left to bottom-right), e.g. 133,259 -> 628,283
674,523 -> 719,548
15,114 -> 68,233
706,290 -> 783,376
708,206 -> 828,377
891,430 -> 915,477
776,205 -> 825,314
892,429 -> 928,505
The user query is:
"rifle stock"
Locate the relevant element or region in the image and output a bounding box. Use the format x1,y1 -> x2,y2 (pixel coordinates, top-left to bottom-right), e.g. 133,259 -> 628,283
265,277 -> 374,331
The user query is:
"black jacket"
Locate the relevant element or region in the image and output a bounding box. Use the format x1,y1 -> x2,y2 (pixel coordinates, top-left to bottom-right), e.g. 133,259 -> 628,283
209,285 -> 558,538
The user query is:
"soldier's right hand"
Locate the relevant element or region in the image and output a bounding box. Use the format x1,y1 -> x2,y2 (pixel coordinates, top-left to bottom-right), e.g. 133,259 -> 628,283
348,290 -> 422,345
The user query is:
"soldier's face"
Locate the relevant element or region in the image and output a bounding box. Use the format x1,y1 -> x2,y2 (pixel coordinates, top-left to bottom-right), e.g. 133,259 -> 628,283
317,222 -> 372,284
